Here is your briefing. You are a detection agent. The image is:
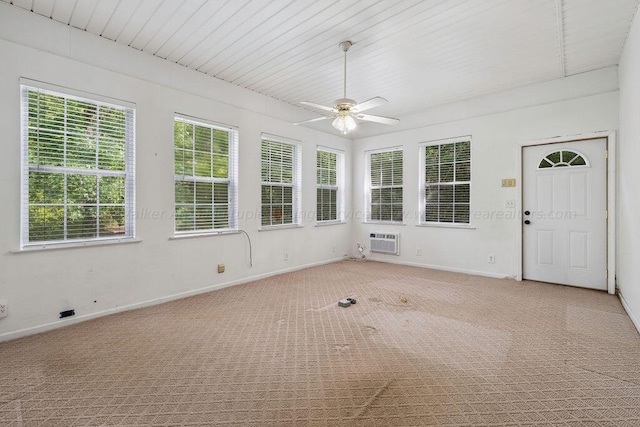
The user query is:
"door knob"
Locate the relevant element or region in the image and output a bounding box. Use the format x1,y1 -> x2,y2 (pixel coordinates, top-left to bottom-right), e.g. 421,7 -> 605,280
524,220 -> 531,225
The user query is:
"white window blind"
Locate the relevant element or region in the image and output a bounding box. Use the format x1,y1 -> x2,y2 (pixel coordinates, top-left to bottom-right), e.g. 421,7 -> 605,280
174,116 -> 238,233
317,147 -> 344,222
420,138 -> 471,224
366,148 -> 403,222
261,135 -> 301,227
20,85 -> 135,247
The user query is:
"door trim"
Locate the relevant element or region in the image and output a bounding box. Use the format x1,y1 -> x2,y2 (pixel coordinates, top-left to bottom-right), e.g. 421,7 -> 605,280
517,131 -> 616,294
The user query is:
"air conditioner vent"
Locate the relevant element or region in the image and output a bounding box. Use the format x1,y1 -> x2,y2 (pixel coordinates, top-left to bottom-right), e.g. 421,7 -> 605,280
370,232 -> 400,255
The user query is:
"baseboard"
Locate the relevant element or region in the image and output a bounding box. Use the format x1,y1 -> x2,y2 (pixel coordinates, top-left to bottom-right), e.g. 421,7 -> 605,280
618,291 -> 640,335
0,257 -> 345,343
365,257 -> 512,279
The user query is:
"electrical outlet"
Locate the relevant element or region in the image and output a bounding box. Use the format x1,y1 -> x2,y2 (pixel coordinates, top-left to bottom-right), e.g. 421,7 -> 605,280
416,247 -> 422,256
59,309 -> 75,319
217,264 -> 225,273
283,252 -> 289,262
488,254 -> 495,264
332,245 -> 336,253
0,299 -> 7,319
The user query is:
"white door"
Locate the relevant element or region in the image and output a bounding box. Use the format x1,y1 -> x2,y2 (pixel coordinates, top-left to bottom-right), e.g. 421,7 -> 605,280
523,138 -> 607,290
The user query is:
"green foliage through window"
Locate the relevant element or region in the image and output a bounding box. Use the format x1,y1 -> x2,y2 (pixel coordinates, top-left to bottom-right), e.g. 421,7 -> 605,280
23,86 -> 133,245
369,149 -> 403,222
423,140 -> 470,224
317,150 -> 341,222
174,118 -> 236,233
538,150 -> 587,168
261,138 -> 298,227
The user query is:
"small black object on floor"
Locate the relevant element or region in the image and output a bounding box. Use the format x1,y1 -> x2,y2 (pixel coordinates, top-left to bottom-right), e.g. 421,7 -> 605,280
338,297 -> 356,308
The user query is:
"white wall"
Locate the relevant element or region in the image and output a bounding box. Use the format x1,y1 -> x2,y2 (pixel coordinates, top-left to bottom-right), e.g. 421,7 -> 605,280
0,6 -> 351,341
618,7 -> 640,330
351,66 -> 619,139
351,86 -> 619,279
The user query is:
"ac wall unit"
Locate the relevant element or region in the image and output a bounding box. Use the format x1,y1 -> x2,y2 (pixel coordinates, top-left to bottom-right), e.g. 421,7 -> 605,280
370,233 -> 400,255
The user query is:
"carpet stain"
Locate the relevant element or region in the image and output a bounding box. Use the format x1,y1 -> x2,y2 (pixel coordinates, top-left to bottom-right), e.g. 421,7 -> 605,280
351,379 -> 393,419
335,344 -> 350,353
364,325 -> 378,335
306,302 -> 340,312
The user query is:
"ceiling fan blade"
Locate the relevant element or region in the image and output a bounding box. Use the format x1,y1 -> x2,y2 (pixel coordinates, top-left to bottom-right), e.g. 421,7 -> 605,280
356,113 -> 400,125
300,101 -> 337,114
352,97 -> 388,113
293,116 -> 332,125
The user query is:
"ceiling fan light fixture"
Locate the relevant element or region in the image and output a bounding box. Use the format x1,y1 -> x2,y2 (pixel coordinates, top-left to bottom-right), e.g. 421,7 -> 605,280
293,40 -> 399,132
332,114 -> 357,134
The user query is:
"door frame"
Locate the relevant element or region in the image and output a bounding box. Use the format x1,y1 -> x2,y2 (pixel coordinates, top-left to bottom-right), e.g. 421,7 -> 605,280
516,131 -> 616,294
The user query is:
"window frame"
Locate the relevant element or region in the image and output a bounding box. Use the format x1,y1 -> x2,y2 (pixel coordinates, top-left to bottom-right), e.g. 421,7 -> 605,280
418,136 -> 472,227
260,134 -> 302,230
365,146 -> 404,224
20,82 -> 136,249
316,146 -> 345,224
173,115 -> 238,236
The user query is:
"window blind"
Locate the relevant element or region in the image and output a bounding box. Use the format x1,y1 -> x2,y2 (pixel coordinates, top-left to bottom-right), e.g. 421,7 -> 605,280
367,148 -> 403,222
174,116 -> 238,233
420,138 -> 471,224
261,135 -> 301,227
21,85 -> 135,247
317,147 -> 344,222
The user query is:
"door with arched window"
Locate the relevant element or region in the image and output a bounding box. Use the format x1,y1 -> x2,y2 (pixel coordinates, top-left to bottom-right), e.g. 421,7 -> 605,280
522,138 -> 607,290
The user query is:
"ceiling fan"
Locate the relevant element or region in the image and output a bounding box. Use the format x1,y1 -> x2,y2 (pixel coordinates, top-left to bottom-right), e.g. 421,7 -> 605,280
294,40 -> 400,135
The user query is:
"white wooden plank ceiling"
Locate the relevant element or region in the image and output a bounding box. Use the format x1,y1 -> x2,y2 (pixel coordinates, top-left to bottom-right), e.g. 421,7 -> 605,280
3,0 -> 638,121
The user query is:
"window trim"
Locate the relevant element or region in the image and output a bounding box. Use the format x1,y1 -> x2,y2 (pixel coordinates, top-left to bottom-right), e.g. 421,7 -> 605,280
364,146 -> 404,224
418,136 -> 472,227
14,238 -> 142,253
20,83 -> 136,249
20,78 -> 136,110
260,134 -> 302,230
173,114 -> 239,236
316,146 -> 345,224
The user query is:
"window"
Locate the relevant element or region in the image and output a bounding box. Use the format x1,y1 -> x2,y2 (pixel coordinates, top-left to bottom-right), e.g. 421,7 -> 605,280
261,135 -> 301,227
21,84 -> 135,247
420,138 -> 471,224
366,148 -> 403,222
538,150 -> 588,168
174,116 -> 238,233
317,148 -> 344,222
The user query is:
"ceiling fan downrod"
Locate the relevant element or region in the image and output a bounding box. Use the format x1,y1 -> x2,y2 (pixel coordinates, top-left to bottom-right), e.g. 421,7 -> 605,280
339,40 -> 352,100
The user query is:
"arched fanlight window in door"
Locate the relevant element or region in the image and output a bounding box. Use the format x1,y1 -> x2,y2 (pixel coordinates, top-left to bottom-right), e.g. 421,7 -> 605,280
538,150 -> 589,169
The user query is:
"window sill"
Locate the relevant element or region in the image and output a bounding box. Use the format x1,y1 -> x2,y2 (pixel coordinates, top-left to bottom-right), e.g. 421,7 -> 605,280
416,223 -> 476,230
170,230 -> 240,240
362,221 -> 406,226
13,237 -> 141,253
315,221 -> 347,227
259,224 -> 303,232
